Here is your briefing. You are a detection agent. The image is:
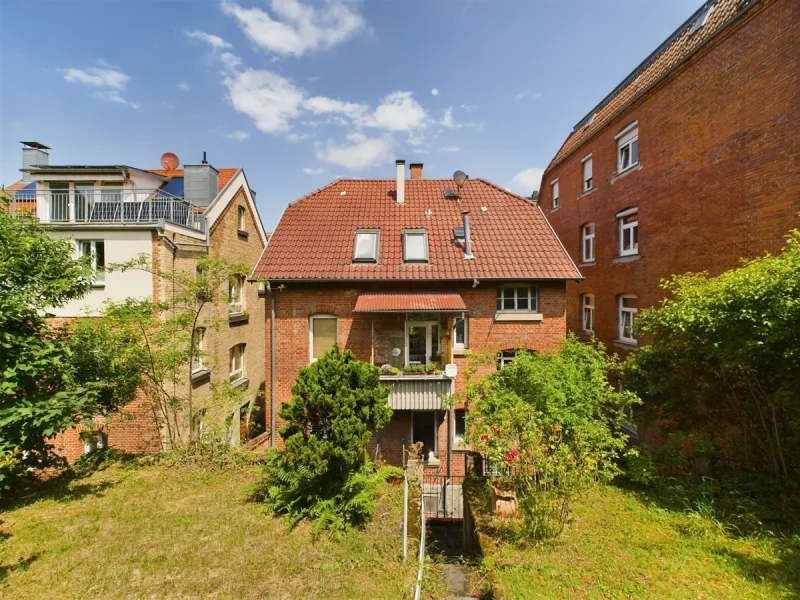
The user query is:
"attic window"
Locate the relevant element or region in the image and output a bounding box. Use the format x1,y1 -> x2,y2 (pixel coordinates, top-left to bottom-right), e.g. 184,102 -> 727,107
453,227 -> 465,242
690,3 -> 714,34
353,229 -> 380,263
443,189 -> 456,199
403,230 -> 429,263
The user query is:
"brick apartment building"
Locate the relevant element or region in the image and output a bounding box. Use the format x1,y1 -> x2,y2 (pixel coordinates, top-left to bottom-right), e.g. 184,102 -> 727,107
540,0 -> 798,355
252,160 -> 580,481
5,143 -> 269,461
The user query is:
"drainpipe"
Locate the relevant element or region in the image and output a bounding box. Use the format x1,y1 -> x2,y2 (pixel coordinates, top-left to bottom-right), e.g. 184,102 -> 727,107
267,281 -> 277,447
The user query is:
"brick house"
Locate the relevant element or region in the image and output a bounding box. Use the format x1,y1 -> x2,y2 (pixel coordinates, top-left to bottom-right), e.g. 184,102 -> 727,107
251,160 -> 580,478
539,0 -> 798,360
6,143 -> 269,461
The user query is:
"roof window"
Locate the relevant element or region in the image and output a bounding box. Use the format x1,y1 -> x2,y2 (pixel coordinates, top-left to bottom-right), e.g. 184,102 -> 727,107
353,229 -> 380,263
690,2 -> 715,34
403,230 -> 429,263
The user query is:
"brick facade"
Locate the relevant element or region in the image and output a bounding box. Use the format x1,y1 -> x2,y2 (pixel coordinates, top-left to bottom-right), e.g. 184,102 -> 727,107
542,0 -> 799,354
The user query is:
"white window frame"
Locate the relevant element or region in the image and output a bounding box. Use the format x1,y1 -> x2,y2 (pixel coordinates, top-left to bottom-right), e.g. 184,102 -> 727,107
405,320 -> 440,366
582,294 -> 595,333
77,239 -> 105,285
453,315 -> 468,351
616,121 -> 639,173
229,275 -> 245,313
551,179 -> 559,209
353,228 -> 380,263
309,314 -> 338,363
496,285 -> 538,313
237,206 -> 246,231
192,328 -> 205,373
402,229 -> 429,263
617,207 -> 639,256
229,343 -> 246,381
581,223 -> 595,262
453,408 -> 468,448
582,154 -> 593,192
618,295 -> 638,344
497,349 -> 518,369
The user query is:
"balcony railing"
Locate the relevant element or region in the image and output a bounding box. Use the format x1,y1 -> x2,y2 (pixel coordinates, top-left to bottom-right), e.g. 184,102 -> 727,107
380,374 -> 452,410
10,189 -> 201,230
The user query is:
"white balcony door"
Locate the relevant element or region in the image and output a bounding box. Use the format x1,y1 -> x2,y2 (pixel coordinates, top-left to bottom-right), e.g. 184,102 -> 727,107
405,321 -> 439,365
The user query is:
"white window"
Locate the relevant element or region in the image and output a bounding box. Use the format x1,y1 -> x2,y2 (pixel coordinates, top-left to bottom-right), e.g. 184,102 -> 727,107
581,223 -> 595,262
77,240 -> 105,284
618,208 -> 639,256
551,179 -> 559,209
496,349 -> 518,369
690,3 -> 714,34
192,328 -> 205,373
453,316 -> 468,351
309,314 -> 338,362
454,409 -> 467,448
230,343 -> 246,381
406,321 -> 440,365
618,295 -> 638,344
582,154 -> 593,192
582,294 -> 595,333
353,229 -> 380,263
496,286 -> 537,313
237,206 -> 246,231
616,122 -> 639,173
403,230 -> 428,263
229,275 -> 245,313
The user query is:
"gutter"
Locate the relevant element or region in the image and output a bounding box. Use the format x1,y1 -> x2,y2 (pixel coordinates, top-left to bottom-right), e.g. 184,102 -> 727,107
264,280 -> 277,447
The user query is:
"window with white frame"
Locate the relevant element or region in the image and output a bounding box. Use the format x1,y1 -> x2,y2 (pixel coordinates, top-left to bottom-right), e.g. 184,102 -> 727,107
77,240 -> 105,284
230,343 -> 246,381
618,295 -> 638,344
582,155 -> 593,192
453,316 -> 468,351
551,179 -> 559,209
496,286 -> 537,313
582,294 -> 595,333
192,328 -> 205,373
454,409 -> 467,447
309,314 -> 338,362
237,206 -> 246,231
229,275 -> 245,313
617,208 -> 639,256
353,229 -> 380,263
616,122 -> 639,173
581,223 -> 595,262
403,230 -> 429,263
496,349 -> 519,369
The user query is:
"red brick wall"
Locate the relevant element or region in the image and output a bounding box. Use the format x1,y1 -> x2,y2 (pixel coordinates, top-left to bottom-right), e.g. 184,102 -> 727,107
542,0 -> 799,352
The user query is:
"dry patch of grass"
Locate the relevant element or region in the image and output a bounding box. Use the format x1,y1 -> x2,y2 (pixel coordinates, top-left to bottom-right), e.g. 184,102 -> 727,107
0,459 -> 416,599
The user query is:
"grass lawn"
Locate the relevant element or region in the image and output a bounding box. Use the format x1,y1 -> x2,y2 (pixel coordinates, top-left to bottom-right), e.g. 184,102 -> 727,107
0,457 -> 417,599
477,482 -> 800,599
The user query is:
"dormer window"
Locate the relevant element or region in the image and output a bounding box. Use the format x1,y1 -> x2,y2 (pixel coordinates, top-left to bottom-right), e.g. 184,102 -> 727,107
353,229 -> 380,263
403,230 -> 429,263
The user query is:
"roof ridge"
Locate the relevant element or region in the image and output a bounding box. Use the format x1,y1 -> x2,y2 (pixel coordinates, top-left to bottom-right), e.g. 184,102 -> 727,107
287,178 -> 345,207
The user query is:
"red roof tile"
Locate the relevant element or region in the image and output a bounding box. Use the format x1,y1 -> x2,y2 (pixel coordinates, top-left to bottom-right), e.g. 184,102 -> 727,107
4,181 -> 28,193
253,177 -> 580,282
354,292 -> 467,312
146,168 -> 239,192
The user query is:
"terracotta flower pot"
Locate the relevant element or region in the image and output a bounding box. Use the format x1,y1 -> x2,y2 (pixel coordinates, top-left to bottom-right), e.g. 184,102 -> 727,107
491,486 -> 518,517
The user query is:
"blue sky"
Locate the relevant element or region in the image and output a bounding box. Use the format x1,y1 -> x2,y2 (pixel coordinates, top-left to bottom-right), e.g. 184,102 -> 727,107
1,0 -> 702,229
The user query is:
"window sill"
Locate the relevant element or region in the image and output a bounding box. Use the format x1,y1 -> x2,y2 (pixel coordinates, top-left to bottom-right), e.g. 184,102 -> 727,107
228,312 -> 249,324
550,205 -> 560,213
612,339 -> 639,352
453,348 -> 471,357
577,330 -> 595,339
494,312 -> 543,322
613,253 -> 641,264
237,230 -> 249,239
230,376 -> 249,388
578,187 -> 597,199
611,163 -> 642,185
191,369 -> 211,385
92,283 -> 106,289
578,260 -> 596,268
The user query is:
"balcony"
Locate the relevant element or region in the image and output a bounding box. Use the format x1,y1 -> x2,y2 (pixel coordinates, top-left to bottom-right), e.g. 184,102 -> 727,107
380,373 -> 453,410
10,189 -> 201,230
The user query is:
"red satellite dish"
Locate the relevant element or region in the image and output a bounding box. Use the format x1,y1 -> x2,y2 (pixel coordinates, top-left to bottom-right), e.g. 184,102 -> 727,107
160,152 -> 179,170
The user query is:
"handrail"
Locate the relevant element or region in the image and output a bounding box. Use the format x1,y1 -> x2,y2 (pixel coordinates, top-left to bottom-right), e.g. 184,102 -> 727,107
413,475 -> 425,600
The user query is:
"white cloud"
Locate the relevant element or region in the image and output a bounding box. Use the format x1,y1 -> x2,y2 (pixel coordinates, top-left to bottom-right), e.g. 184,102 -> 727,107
220,52 -> 243,70
186,29 -> 232,49
441,107 -> 454,128
178,81 -> 190,92
224,130 -> 250,141
90,90 -> 141,110
515,90 -> 542,101
302,167 -> 324,175
287,132 -> 314,143
305,96 -> 369,121
440,145 -> 460,153
461,103 -> 477,112
370,91 -> 426,131
315,133 -> 394,170
221,0 -> 366,57
511,167 -> 545,194
224,69 -> 305,134
431,88 -> 439,96
61,67 -> 129,89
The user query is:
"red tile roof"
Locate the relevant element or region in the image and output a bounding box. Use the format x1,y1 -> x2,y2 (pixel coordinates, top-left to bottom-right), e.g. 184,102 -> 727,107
253,178 -> 580,282
4,181 -> 28,193
548,0 -> 750,170
353,292 -> 467,312
146,168 -> 239,192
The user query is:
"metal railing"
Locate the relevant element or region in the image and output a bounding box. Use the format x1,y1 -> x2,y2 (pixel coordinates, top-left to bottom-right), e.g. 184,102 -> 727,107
422,473 -> 465,520
10,189 -> 201,229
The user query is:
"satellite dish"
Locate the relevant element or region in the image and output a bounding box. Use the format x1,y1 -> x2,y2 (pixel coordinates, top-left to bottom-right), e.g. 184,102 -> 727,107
445,363 -> 458,378
160,152 -> 179,170
453,170 -> 468,187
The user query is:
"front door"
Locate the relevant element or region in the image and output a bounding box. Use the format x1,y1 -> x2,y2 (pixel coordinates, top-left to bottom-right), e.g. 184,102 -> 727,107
405,321 -> 440,365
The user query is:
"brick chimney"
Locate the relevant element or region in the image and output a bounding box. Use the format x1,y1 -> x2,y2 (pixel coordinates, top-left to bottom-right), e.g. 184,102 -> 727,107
410,163 -> 423,180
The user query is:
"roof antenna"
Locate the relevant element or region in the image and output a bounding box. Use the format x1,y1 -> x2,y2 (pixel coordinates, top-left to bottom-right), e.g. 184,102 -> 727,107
202,151 -> 208,165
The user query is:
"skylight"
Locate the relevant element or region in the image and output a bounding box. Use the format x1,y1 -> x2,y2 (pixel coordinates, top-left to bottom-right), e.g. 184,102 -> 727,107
403,230 -> 429,263
690,2 -> 714,34
353,229 -> 379,263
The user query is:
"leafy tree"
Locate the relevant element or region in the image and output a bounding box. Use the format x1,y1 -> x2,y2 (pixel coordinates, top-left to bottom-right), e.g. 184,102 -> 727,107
624,230 -> 800,479
261,345 -> 394,534
464,337 -> 636,539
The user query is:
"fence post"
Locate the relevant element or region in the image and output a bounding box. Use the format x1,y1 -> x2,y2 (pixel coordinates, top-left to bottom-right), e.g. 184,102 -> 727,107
403,468 -> 408,562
